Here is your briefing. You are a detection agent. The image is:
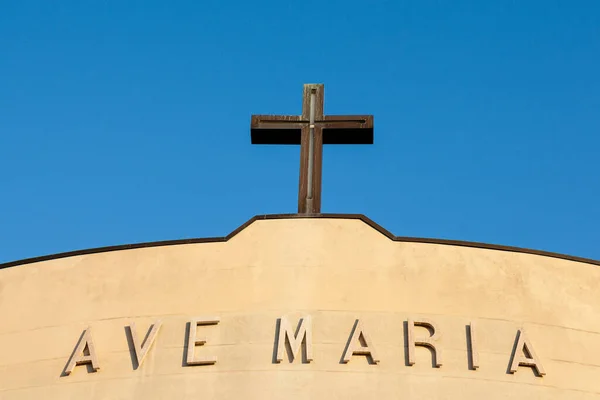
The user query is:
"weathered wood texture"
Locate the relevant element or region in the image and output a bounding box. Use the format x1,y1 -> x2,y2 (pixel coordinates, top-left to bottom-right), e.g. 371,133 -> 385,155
250,84 -> 374,213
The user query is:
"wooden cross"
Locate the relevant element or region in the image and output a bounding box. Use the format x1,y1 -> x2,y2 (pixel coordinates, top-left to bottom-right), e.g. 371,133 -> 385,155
251,84 -> 374,214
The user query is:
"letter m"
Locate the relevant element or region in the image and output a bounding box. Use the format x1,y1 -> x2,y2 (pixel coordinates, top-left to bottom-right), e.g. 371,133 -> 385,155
276,316 -> 313,363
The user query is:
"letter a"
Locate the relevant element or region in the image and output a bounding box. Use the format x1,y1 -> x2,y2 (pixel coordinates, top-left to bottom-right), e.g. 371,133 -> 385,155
509,329 -> 546,376
64,327 -> 100,375
342,319 -> 380,364
128,320 -> 162,368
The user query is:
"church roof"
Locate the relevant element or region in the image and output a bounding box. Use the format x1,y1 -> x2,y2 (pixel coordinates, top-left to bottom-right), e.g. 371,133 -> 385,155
1,214 -> 598,269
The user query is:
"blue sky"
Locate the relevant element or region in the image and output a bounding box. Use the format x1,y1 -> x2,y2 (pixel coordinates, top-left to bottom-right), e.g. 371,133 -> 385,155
1,1 -> 599,263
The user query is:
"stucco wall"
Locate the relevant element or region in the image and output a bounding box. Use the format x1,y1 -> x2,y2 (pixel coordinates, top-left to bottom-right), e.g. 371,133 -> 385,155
0,218 -> 598,399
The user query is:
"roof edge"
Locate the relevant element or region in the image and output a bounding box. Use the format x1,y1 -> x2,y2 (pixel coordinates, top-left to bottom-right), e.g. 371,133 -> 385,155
1,213 -> 598,269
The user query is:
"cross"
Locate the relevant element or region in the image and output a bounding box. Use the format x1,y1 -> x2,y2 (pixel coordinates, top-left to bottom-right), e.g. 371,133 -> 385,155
250,84 -> 374,214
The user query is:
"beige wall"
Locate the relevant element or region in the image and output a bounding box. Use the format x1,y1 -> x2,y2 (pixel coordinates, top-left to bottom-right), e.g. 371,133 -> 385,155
0,218 -> 599,399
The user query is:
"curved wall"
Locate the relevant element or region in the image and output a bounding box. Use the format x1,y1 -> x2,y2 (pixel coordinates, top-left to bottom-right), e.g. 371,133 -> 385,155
0,218 -> 599,399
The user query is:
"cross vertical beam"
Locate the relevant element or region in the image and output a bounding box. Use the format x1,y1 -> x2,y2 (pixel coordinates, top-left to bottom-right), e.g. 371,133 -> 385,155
251,84 -> 374,214
299,84 -> 324,214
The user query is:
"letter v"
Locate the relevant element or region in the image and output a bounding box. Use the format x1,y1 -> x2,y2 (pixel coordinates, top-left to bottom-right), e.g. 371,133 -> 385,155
128,320 -> 162,368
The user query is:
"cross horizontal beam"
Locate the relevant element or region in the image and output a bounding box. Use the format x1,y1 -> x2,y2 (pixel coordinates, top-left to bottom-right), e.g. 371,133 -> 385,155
251,115 -> 374,145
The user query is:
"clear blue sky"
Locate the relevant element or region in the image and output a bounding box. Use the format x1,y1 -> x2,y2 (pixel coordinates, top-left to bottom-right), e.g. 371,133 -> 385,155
1,1 -> 599,263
